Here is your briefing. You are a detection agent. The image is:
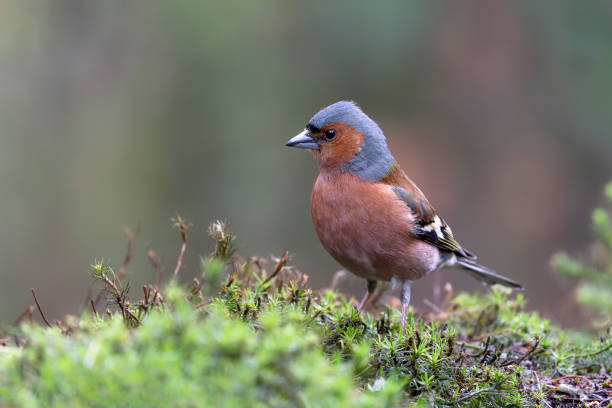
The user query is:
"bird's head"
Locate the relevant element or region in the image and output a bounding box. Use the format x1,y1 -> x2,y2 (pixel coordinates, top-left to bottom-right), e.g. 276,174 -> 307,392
285,101 -> 395,181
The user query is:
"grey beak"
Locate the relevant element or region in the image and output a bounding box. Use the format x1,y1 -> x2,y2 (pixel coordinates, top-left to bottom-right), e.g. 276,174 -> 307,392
285,129 -> 319,149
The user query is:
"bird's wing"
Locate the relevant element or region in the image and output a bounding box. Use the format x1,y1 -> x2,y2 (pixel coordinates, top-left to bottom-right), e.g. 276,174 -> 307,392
382,166 -> 475,258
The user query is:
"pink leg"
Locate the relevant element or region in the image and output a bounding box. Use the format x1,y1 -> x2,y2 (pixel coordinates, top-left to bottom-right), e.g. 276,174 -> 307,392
400,280 -> 412,329
357,279 -> 377,313
357,291 -> 371,312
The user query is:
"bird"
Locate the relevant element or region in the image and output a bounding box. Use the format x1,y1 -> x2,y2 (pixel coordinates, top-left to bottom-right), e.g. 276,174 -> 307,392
285,100 -> 522,328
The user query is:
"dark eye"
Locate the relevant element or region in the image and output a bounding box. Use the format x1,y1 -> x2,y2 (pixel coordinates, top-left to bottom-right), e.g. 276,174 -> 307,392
324,129 -> 336,140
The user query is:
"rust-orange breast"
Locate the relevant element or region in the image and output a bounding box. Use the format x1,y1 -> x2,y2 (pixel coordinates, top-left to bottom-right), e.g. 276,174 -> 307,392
310,170 -> 441,281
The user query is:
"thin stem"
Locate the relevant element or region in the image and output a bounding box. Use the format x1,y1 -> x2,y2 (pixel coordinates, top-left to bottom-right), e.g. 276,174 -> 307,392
173,241 -> 187,280
31,288 -> 51,327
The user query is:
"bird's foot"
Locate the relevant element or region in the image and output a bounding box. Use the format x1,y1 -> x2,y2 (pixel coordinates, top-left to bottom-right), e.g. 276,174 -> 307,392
357,291 -> 370,312
356,279 -> 377,313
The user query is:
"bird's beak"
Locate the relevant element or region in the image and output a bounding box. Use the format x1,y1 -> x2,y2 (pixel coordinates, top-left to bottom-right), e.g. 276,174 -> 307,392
285,129 -> 319,150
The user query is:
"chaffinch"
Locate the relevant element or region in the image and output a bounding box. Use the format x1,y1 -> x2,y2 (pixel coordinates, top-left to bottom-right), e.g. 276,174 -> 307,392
286,101 -> 522,327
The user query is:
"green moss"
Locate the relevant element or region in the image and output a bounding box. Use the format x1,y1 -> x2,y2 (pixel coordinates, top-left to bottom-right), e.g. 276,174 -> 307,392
1,220 -> 610,407
0,283 -> 401,408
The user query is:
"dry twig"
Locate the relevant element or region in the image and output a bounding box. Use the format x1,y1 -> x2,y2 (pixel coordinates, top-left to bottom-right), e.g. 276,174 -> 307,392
171,215 -> 192,280
13,305 -> 34,326
31,288 -> 51,327
118,226 -> 136,279
146,246 -> 162,287
262,251 -> 289,285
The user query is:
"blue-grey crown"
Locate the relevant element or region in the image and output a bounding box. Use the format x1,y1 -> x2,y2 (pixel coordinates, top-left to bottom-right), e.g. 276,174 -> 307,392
308,101 -> 395,182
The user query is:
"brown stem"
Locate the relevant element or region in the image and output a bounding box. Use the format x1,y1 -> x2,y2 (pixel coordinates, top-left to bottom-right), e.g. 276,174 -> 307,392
146,246 -> 162,288
172,241 -> 187,280
118,226 -> 136,279
226,262 -> 246,287
90,299 -> 98,317
13,305 -> 35,326
124,306 -> 141,324
31,288 -> 51,327
262,251 -> 289,285
479,337 -> 491,366
142,285 -> 149,304
99,273 -> 122,299
171,215 -> 191,280
501,338 -> 539,367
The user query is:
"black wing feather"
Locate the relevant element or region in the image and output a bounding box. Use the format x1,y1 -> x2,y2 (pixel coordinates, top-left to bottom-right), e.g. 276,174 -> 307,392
391,186 -> 475,259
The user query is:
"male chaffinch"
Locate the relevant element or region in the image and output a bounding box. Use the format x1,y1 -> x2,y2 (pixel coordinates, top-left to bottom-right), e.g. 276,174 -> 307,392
286,101 -> 522,327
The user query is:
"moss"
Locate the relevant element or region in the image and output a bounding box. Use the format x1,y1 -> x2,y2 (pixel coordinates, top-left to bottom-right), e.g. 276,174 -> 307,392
1,220 -> 610,407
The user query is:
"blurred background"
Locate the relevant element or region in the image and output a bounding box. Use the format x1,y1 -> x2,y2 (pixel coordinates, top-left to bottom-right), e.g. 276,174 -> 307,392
1,1 -> 611,326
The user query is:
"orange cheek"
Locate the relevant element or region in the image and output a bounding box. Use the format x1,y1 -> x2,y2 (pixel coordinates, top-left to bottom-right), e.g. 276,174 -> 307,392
318,123 -> 364,168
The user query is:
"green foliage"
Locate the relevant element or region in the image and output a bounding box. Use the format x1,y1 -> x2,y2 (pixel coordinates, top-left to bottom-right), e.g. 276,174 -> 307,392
552,182 -> 612,324
0,284 -> 399,408
1,220 -> 610,407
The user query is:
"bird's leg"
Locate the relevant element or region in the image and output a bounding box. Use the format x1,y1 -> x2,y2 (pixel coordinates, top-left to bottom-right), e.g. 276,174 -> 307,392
400,280 -> 412,329
357,279 -> 377,312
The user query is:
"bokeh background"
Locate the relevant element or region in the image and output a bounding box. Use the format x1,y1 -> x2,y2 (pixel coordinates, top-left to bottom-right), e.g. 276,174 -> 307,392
2,1 -> 611,326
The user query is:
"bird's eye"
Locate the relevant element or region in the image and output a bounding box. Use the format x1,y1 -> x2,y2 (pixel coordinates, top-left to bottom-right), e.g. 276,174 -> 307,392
324,129 -> 336,140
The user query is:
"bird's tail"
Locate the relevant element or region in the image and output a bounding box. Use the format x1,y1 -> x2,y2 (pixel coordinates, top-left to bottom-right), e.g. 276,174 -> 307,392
457,258 -> 523,290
